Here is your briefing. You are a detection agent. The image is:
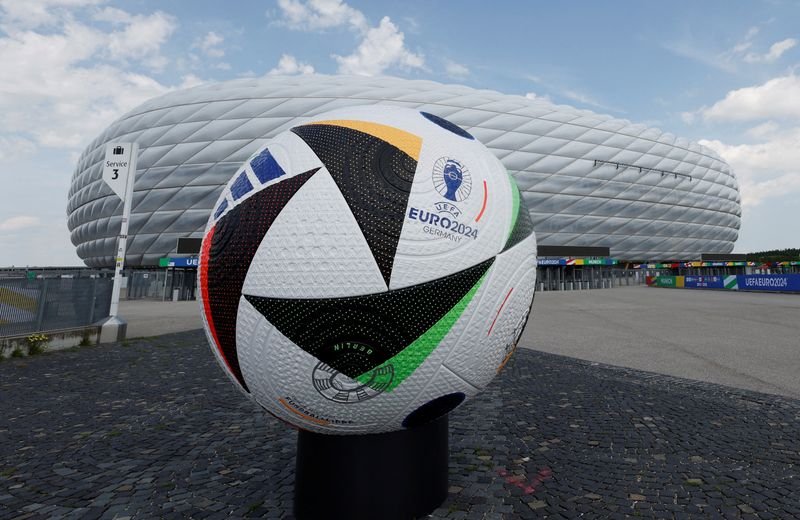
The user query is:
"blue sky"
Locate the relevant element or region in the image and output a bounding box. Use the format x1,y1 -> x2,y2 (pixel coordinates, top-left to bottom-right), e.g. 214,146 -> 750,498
0,0 -> 798,265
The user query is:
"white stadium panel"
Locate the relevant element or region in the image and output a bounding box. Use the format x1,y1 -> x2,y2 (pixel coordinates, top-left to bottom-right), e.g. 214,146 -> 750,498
67,75 -> 741,266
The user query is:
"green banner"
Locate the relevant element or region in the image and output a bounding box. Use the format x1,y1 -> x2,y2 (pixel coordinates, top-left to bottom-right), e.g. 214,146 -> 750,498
655,276 -> 676,287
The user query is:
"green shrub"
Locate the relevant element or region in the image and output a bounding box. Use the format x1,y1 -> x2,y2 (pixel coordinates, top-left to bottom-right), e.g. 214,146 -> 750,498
26,333 -> 49,355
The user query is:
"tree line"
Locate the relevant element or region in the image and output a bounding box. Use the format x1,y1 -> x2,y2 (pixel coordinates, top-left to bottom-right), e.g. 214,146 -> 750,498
746,248 -> 800,262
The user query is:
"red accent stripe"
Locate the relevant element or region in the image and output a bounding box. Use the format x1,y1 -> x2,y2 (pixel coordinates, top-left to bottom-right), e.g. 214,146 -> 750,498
475,180 -> 488,222
200,226 -> 235,377
487,287 -> 514,336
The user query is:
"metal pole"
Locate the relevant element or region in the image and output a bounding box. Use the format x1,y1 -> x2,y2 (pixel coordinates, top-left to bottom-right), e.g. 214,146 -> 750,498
35,278 -> 49,332
88,277 -> 98,324
108,143 -> 138,318
169,266 -> 175,300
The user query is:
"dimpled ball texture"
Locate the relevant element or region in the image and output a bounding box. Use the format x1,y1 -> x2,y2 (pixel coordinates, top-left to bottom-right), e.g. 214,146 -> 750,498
198,105 -> 537,434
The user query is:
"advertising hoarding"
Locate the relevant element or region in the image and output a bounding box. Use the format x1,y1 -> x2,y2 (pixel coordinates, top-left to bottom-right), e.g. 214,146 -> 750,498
737,274 -> 800,292
684,276 -> 724,289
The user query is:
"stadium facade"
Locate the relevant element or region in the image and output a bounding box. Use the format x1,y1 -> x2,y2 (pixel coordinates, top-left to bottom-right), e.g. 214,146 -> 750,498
67,75 -> 741,267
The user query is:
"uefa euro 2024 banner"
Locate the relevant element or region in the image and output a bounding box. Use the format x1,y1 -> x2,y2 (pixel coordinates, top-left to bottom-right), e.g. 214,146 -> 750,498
734,274 -> 800,292
682,274 -> 800,292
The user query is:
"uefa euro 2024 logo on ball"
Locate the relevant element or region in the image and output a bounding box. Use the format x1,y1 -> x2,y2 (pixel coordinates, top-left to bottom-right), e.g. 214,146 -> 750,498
198,106 -> 537,434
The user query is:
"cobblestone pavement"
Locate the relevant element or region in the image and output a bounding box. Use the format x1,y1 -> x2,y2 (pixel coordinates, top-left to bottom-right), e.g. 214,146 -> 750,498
1,331 -> 798,519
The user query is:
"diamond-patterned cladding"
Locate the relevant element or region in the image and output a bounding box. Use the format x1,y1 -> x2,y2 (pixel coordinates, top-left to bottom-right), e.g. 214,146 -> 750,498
67,75 -> 741,266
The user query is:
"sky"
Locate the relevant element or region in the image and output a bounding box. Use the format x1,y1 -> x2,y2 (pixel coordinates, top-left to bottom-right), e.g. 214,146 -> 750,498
0,0 -> 798,266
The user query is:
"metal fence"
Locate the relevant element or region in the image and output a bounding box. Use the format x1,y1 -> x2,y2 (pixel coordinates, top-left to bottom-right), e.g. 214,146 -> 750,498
125,269 -> 197,301
536,267 -> 645,291
0,275 -> 113,337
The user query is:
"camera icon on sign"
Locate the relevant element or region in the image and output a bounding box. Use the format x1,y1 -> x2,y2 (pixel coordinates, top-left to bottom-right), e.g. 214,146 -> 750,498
112,146 -> 124,155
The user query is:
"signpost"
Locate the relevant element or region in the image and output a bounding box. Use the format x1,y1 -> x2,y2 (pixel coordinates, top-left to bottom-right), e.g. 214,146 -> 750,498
100,142 -> 138,343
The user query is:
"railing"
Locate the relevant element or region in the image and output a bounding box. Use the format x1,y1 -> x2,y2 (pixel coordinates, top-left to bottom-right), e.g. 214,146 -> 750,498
125,269 -> 197,301
536,268 -> 645,291
0,275 -> 113,337
592,159 -> 694,182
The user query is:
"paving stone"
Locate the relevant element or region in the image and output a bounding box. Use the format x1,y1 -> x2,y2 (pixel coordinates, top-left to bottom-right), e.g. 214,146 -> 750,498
527,500 -> 547,510
1,331 -> 799,519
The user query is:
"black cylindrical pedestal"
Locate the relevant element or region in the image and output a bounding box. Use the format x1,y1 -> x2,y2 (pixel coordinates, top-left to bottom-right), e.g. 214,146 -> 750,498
294,415 -> 449,520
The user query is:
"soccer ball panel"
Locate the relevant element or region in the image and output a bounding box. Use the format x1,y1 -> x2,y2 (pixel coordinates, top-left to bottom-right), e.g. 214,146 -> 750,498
390,125 -> 513,290
290,119 -> 417,288
209,131 -> 322,225
237,296 -> 386,433
442,229 -> 537,389
242,167 -> 387,299
200,168 -> 319,393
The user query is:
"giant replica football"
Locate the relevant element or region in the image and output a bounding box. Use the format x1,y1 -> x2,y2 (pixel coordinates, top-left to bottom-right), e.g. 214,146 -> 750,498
198,106 -> 536,435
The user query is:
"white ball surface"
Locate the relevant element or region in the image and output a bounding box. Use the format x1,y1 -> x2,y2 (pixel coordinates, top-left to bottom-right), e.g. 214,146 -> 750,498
198,106 -> 537,434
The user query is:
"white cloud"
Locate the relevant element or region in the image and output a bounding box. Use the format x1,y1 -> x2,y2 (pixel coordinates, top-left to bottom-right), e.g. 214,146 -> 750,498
744,38 -> 797,63
444,59 -> 468,78
0,0 -> 105,28
700,128 -> 800,207
700,130 -> 800,176
276,0 -> 367,32
745,121 -> 780,139
662,40 -> 737,73
276,1 -> 423,77
525,74 -> 543,84
701,74 -> 800,121
0,3 -> 176,71
563,90 -> 601,108
524,74 -> 620,113
0,3 -> 207,266
525,92 -> 553,104
0,136 -> 37,162
333,16 -> 424,76
176,74 -> 206,90
561,89 -> 621,113
0,216 -> 40,232
731,26 -> 759,55
268,54 -> 315,75
663,27 -> 794,73
196,31 -> 225,58
737,174 -> 800,208
91,6 -> 132,24
0,5 -> 190,151
105,11 -> 176,70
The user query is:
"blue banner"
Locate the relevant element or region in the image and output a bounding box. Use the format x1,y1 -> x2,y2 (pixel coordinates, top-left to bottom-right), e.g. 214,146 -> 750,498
737,274 -> 800,292
537,258 -> 566,266
166,257 -> 199,267
684,275 -> 724,289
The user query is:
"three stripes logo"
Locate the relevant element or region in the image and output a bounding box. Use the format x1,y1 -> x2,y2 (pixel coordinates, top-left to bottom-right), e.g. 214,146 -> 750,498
724,275 -> 738,290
